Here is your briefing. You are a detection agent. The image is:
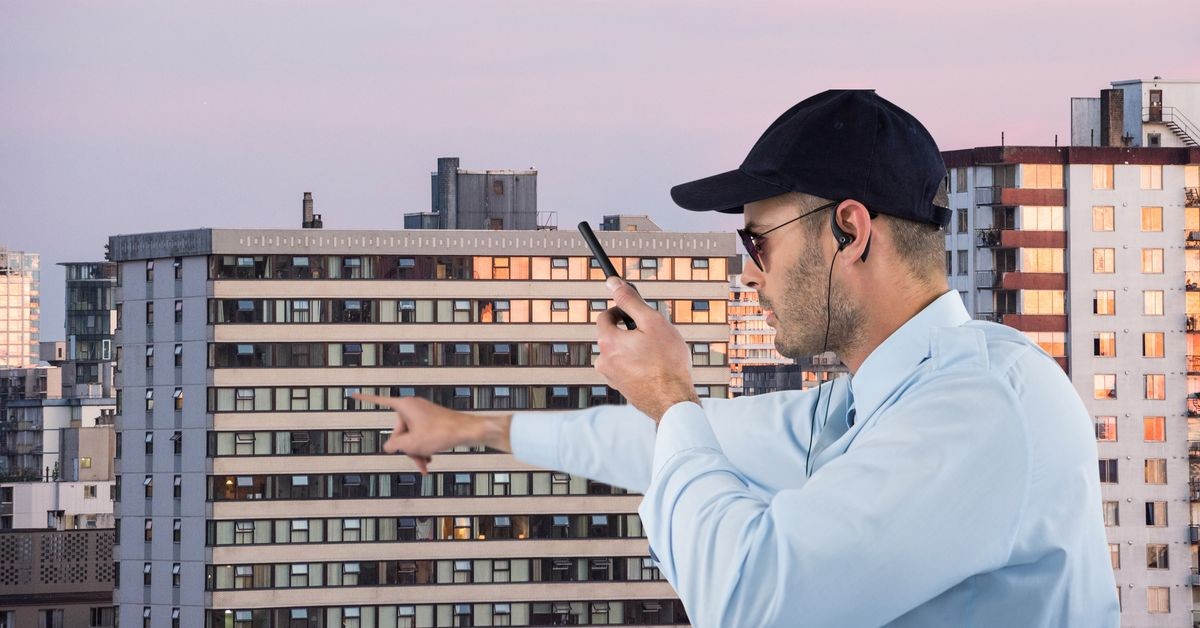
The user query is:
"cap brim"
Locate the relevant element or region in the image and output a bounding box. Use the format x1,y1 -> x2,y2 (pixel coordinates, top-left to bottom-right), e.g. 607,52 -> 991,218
670,169 -> 791,214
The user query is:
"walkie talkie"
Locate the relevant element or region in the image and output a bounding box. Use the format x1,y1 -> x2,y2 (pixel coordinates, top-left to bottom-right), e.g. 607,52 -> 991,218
577,221 -> 638,330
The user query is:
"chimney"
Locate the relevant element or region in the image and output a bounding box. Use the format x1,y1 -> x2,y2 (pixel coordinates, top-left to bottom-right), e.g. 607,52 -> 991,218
301,192 -> 323,229
1099,89 -> 1124,147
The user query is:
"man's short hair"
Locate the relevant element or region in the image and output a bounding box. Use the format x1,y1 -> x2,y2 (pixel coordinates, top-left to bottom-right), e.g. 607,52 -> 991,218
793,192 -> 946,285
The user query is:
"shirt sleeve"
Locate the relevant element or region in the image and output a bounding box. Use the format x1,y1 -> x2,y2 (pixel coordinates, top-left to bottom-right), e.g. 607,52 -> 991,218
638,369 -> 1030,627
509,404 -> 658,492
509,384 -> 833,494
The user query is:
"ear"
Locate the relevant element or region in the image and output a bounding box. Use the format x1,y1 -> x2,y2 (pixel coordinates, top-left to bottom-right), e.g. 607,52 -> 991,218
833,200 -> 873,265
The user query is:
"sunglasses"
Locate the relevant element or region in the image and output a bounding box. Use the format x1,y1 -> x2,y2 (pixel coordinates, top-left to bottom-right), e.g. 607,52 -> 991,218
737,200 -> 840,271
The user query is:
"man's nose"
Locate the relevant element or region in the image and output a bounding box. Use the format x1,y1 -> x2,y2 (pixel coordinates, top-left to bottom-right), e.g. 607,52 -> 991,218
739,264 -> 762,290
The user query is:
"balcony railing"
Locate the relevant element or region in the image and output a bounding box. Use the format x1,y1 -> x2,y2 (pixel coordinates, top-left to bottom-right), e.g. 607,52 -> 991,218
1187,187 -> 1200,208
1190,356 -> 1200,373
974,186 -> 1003,205
1191,441 -> 1200,457
975,228 -> 1002,248
1191,481 -> 1200,501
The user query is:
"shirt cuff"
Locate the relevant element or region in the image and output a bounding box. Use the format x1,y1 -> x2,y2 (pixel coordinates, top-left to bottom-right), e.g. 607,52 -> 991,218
652,401 -> 721,476
509,412 -> 563,471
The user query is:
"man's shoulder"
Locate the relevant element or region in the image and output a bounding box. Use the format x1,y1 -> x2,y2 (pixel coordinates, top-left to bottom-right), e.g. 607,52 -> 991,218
923,320 -> 1066,397
929,320 -> 1048,370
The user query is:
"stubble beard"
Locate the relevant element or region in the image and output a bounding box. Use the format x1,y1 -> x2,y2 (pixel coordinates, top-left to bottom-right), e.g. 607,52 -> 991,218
768,247 -> 864,362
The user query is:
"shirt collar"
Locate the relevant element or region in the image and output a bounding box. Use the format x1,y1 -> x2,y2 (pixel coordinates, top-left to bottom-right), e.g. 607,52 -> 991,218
847,290 -> 970,423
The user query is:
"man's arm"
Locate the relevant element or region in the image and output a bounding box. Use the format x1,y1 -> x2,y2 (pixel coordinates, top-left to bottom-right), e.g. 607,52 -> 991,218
508,376 -> 843,493
638,369 -> 1029,626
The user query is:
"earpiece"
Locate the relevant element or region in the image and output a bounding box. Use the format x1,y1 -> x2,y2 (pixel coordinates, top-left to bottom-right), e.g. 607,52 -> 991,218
830,208 -> 871,263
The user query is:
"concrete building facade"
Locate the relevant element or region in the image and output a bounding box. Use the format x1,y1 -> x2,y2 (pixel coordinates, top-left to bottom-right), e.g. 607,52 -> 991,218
944,141 -> 1200,626
108,225 -> 735,627
0,246 -> 40,369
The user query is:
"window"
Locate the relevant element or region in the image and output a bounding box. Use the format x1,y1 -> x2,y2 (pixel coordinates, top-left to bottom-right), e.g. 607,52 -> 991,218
1019,164 -> 1063,189
83,484 -> 97,498
1092,248 -> 1114,273
1022,290 -> 1063,315
1141,206 -> 1163,231
144,475 -> 153,498
1094,374 -> 1116,399
1143,290 -> 1163,316
1093,290 -> 1115,315
1098,459 -> 1118,483
1147,543 -> 1168,568
1141,248 -> 1163,274
171,431 -> 182,455
145,346 -> 154,368
1145,460 -> 1167,485
1148,587 -> 1169,613
1143,416 -> 1165,442
1094,416 -> 1116,441
172,475 -> 181,499
1092,206 -> 1114,231
956,208 -> 968,234
81,456 -> 92,469
1141,165 -> 1163,190
1020,248 -> 1063,273
1019,205 -> 1063,230
1145,374 -> 1165,400
173,388 -> 184,411
1093,332 -> 1116,357
172,563 -> 181,587
956,249 -> 968,275
143,562 -> 152,586
1143,332 -> 1164,358
1103,501 -> 1119,526
1109,543 -> 1119,570
173,519 -> 181,543
174,344 -> 183,367
1142,504 -> 1161,528
145,432 -> 154,454
174,300 -> 183,323
1092,165 -> 1114,190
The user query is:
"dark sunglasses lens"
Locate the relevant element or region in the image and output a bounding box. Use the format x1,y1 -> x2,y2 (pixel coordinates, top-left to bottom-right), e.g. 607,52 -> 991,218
737,230 -> 762,270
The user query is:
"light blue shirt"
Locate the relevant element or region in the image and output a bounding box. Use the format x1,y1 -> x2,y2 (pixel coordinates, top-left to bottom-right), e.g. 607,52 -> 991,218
512,290 -> 1118,627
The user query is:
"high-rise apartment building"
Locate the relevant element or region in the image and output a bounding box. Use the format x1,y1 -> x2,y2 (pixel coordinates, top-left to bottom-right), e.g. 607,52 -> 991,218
108,224 -> 735,627
0,247 -> 40,368
944,77 -> 1200,627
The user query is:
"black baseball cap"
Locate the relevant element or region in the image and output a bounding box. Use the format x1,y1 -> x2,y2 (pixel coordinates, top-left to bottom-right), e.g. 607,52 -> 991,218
670,89 -> 951,228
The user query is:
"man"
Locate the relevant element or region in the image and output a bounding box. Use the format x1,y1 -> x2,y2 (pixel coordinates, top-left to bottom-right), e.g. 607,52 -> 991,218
356,90 -> 1119,626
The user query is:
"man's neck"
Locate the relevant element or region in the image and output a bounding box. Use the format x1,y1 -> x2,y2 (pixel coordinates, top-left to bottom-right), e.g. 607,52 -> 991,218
841,285 -> 949,376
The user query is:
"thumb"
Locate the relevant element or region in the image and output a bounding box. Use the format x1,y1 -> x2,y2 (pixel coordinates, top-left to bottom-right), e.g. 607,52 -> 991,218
606,276 -> 653,321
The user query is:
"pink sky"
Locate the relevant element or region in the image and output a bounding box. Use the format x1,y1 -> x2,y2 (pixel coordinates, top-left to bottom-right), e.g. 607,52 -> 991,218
1,0 -> 1197,337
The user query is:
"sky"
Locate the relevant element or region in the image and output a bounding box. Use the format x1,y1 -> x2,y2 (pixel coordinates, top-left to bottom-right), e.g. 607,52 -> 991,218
2,0 -> 1198,340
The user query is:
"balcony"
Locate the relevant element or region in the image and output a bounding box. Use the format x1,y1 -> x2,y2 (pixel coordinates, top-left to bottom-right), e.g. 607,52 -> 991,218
1191,440 -> 1200,457
1192,568 -> 1200,586
1188,187 -> 1200,208
1190,525 -> 1200,544
1189,272 -> 1200,291
973,186 -> 1066,207
1191,481 -> 1200,501
974,228 -> 1067,250
1190,356 -> 1200,374
1189,397 -> 1200,418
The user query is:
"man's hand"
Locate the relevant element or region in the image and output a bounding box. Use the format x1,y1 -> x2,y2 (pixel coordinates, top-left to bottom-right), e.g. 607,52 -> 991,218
350,394 -> 511,474
595,276 -> 700,423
